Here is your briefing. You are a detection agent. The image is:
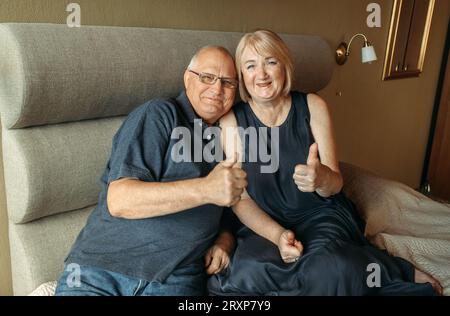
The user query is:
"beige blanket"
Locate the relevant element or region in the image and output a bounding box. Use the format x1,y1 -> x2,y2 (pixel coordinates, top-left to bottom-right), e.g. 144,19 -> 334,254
341,162 -> 450,295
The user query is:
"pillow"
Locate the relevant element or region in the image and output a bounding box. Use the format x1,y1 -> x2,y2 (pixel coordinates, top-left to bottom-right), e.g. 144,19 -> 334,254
28,281 -> 57,296
341,162 -> 450,295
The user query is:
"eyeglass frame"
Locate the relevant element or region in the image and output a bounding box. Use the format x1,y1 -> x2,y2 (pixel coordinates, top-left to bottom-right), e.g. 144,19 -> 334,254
188,69 -> 238,89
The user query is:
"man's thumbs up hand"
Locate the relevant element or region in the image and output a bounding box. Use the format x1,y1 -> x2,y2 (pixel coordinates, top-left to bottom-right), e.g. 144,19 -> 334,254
203,153 -> 247,207
221,152 -> 238,168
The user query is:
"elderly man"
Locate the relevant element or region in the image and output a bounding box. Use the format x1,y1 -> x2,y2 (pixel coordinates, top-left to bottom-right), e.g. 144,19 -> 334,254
55,46 -> 246,296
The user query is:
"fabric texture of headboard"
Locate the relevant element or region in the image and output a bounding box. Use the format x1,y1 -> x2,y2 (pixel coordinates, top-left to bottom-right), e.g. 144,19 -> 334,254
0,23 -> 333,295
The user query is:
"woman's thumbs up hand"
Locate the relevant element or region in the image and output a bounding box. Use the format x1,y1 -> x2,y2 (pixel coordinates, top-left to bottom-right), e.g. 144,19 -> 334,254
293,143 -> 326,193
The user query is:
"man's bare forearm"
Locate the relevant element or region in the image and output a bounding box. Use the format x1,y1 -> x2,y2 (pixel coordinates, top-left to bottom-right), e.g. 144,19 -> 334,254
107,160 -> 246,220
107,177 -> 208,219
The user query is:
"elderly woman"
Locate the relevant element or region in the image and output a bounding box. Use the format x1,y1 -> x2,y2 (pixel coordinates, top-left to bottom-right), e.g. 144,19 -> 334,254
208,30 -> 442,296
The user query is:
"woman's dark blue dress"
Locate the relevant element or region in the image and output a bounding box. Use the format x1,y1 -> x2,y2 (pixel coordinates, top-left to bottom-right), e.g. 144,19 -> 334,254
207,91 -> 436,296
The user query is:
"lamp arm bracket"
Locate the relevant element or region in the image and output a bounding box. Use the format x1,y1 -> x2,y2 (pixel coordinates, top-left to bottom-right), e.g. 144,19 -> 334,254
346,33 -> 368,56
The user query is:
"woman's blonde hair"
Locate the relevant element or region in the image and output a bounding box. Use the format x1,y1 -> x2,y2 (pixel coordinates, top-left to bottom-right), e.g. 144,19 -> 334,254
235,29 -> 294,102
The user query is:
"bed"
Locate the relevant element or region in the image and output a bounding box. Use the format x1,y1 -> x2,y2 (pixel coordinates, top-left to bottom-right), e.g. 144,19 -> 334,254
0,23 -> 448,296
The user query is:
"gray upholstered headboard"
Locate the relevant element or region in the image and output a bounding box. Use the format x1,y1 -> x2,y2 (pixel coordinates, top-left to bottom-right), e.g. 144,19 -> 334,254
0,23 -> 333,295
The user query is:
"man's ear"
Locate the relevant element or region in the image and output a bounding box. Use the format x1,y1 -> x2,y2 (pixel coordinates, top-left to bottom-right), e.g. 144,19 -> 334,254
183,70 -> 190,90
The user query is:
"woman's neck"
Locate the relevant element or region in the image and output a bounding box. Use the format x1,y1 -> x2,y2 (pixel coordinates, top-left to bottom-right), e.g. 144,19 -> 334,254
249,94 -> 292,127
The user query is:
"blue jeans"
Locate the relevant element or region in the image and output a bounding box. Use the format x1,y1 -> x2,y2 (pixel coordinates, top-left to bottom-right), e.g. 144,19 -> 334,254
55,263 -> 206,296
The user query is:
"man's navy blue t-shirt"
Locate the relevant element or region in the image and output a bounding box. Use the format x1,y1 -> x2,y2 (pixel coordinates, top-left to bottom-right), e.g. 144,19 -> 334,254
65,91 -> 225,282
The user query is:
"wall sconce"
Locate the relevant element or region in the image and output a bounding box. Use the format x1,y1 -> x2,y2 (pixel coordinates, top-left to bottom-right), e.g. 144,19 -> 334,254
336,33 -> 377,65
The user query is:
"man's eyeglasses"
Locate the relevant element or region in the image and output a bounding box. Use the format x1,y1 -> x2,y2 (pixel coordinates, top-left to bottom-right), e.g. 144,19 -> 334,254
188,69 -> 238,89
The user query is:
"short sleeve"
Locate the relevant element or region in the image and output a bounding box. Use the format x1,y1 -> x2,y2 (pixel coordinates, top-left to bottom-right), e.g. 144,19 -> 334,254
107,103 -> 172,184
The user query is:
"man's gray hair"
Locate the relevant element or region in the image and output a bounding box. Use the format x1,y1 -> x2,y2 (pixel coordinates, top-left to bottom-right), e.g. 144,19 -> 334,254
187,45 -> 234,69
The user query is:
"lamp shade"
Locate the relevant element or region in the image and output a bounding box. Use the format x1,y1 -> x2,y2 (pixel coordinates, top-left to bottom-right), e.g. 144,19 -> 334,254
361,45 -> 377,63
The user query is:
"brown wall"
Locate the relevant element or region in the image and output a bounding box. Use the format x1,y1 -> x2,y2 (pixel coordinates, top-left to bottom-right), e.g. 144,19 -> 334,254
0,0 -> 449,295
